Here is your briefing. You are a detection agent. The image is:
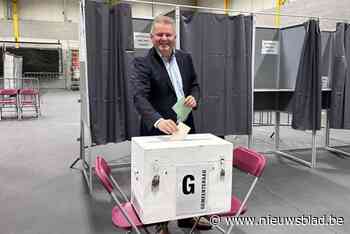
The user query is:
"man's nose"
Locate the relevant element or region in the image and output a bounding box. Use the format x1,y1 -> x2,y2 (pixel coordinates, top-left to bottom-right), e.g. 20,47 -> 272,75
161,34 -> 167,40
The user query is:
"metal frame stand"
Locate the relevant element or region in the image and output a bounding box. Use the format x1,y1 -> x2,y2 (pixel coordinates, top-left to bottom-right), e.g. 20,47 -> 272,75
273,111 -> 317,168
80,121 -> 94,194
77,118 -> 131,194
323,110 -> 350,157
248,15 -> 256,150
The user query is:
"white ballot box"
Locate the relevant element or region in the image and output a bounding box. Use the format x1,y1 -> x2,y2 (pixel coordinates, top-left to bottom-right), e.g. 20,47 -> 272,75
131,133 -> 233,224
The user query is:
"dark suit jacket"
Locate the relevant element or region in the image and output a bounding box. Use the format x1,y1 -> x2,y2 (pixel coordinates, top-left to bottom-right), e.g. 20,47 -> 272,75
131,47 -> 200,136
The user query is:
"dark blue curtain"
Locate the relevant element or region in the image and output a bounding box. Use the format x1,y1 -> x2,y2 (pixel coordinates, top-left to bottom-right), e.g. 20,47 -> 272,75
85,1 -> 134,144
292,20 -> 321,130
329,23 -> 350,129
180,12 -> 252,135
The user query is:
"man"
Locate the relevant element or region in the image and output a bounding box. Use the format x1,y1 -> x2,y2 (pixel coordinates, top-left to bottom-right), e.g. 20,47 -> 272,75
130,16 -> 210,233
131,15 -> 198,136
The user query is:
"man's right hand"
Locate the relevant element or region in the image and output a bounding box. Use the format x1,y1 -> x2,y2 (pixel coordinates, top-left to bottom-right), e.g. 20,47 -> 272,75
157,119 -> 178,135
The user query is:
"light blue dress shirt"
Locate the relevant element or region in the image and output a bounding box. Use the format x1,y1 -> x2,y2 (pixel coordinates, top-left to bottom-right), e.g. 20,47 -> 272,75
154,49 -> 185,128
157,49 -> 185,100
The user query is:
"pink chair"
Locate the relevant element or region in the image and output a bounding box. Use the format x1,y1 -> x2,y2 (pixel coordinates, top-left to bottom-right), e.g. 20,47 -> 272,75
191,146 -> 267,233
0,88 -> 19,120
18,88 -> 40,118
94,156 -> 148,234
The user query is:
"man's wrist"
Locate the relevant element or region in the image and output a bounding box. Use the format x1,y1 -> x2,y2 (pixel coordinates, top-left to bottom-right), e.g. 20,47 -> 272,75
154,118 -> 164,129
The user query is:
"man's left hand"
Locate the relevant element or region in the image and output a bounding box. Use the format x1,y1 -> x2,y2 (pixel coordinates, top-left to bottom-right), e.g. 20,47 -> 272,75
184,95 -> 197,108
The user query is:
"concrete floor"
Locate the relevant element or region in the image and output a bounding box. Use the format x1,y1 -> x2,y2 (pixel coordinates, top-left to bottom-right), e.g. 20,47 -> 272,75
0,89 -> 349,234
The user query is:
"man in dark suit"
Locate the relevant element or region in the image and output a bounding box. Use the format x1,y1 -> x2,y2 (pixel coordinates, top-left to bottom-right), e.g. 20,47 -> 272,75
130,16 -> 210,233
131,15 -> 199,137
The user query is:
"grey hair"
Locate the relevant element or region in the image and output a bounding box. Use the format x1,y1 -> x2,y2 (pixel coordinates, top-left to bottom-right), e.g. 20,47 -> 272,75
150,15 -> 176,34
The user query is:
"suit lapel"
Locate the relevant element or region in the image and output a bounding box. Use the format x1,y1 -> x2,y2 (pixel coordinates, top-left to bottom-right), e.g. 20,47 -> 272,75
150,47 -> 176,93
175,52 -> 187,94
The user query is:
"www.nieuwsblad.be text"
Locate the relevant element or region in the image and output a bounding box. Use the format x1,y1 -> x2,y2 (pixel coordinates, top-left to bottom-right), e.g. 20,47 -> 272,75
209,214 -> 345,226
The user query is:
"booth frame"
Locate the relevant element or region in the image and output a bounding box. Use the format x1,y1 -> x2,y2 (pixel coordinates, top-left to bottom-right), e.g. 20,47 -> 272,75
79,0 -> 257,194
79,0 -> 350,195
324,111 -> 350,157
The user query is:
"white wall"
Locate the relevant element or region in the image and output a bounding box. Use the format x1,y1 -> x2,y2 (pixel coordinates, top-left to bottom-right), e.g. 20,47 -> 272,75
258,0 -> 350,29
131,0 -> 196,18
197,0 -> 275,13
196,0 -> 350,30
0,0 -> 5,19
0,0 -> 198,40
0,0 -> 79,22
0,20 -> 78,41
197,0 -> 225,9
65,0 -> 80,23
17,0 -> 79,23
232,0 -> 274,12
18,0 -> 64,22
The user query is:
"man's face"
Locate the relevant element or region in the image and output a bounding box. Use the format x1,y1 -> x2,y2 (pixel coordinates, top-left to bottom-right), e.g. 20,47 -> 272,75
151,23 -> 176,58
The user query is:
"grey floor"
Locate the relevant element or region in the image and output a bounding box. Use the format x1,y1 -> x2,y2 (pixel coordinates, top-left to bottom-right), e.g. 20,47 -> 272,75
0,89 -> 349,234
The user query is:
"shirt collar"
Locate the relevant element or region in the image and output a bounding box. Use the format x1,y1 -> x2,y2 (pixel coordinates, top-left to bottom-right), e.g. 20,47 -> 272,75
155,48 -> 176,62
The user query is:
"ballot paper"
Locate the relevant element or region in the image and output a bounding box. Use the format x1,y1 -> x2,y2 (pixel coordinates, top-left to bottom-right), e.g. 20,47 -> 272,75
169,122 -> 191,141
172,97 -> 192,122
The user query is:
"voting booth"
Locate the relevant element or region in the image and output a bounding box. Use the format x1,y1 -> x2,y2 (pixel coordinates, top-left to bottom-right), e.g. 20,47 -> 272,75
131,133 -> 233,224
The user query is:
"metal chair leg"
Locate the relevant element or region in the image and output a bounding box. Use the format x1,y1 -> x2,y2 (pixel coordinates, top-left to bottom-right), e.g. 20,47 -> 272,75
35,104 -> 39,118
37,95 -> 41,116
189,216 -> 202,234
17,95 -> 21,120
17,106 -> 21,120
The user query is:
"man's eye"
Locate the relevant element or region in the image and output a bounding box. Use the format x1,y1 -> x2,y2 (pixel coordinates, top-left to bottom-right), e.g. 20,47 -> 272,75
156,34 -> 172,37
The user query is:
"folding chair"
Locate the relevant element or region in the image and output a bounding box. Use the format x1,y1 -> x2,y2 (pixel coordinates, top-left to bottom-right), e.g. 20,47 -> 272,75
0,88 -> 19,120
190,146 -> 267,234
94,156 -> 149,234
18,88 -> 41,118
